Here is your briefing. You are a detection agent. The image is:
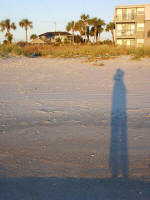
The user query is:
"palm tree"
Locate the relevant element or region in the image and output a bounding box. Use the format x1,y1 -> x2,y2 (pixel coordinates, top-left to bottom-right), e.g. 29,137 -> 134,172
106,22 -> 115,42
5,32 -> 13,44
19,19 -> 33,43
0,19 -> 16,43
30,34 -> 38,40
89,26 -> 95,42
80,14 -> 90,42
97,25 -> 104,42
89,18 -> 105,43
66,21 -> 75,44
75,20 -> 84,37
86,26 -> 90,42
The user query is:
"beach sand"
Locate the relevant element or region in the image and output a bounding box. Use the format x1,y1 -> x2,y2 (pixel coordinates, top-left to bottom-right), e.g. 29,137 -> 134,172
0,56 -> 150,199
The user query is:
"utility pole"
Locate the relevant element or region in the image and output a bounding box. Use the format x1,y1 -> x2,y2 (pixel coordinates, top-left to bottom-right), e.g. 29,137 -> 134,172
54,22 -> 56,32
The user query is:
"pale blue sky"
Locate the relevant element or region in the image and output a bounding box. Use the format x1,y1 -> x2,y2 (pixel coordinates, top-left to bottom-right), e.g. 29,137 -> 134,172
0,0 -> 150,42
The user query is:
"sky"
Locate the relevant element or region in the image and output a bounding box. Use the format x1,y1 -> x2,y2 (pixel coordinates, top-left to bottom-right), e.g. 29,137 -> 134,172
0,0 -> 150,42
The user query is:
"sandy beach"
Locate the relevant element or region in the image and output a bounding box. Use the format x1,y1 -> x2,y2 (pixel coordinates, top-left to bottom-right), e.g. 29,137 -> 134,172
0,56 -> 150,199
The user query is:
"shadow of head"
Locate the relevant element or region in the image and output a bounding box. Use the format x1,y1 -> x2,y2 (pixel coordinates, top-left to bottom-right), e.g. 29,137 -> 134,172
114,69 -> 124,81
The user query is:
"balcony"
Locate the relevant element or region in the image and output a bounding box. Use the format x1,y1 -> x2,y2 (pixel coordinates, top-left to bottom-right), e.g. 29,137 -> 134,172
116,30 -> 136,39
115,14 -> 136,22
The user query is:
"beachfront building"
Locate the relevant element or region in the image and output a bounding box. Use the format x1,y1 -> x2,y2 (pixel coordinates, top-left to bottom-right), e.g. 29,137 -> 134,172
113,4 -> 150,47
31,32 -> 72,44
39,32 -> 72,43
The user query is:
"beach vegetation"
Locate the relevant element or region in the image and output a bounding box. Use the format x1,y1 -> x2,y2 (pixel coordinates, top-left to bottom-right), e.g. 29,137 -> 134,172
0,19 -> 16,44
66,21 -> 76,44
105,22 -> 115,42
30,34 -> 38,40
19,19 -> 33,43
0,43 -> 150,60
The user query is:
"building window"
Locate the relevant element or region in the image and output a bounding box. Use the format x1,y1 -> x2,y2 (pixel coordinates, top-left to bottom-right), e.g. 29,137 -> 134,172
126,40 -> 131,46
116,9 -> 123,21
117,9 -> 122,15
137,39 -> 144,43
117,24 -> 122,30
137,8 -> 144,15
137,39 -> 144,46
137,23 -> 144,31
116,24 -> 122,36
116,40 -> 122,45
126,8 -> 136,16
116,24 -> 135,37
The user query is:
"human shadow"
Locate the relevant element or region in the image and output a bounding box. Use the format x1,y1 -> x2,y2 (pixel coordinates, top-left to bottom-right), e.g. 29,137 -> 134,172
109,69 -> 128,178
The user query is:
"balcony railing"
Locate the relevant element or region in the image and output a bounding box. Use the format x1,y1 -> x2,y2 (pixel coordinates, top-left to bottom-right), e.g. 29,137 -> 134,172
116,30 -> 136,38
115,14 -> 136,22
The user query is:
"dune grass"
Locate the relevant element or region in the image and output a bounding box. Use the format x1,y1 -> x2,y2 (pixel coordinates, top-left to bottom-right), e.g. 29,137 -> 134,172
0,43 -> 150,60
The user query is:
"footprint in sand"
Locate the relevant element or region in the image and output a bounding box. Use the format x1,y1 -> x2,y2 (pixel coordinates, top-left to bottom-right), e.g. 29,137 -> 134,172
36,108 -> 52,114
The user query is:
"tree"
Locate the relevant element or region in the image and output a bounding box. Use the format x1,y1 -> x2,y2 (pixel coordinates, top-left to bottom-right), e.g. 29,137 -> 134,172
66,21 -> 75,44
5,32 -> 13,44
86,26 -> 90,42
19,19 -> 33,43
97,25 -> 104,42
90,26 -> 103,42
106,22 -> 115,42
75,20 -> 84,37
89,26 -> 95,42
30,34 -> 38,40
74,35 -> 84,43
89,18 -> 105,43
80,14 -> 90,42
0,19 -> 16,44
55,37 -> 62,43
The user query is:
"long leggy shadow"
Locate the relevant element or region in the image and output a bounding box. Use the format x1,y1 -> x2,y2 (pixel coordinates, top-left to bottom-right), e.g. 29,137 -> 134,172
109,69 -> 128,178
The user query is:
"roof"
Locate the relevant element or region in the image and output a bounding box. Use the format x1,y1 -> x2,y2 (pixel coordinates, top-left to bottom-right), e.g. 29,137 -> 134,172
30,38 -> 46,44
39,32 -> 72,37
115,4 -> 150,9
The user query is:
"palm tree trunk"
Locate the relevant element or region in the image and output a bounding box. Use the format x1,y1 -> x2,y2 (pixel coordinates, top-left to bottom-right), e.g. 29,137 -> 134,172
72,29 -> 74,44
6,29 -> 11,44
111,30 -> 114,43
99,33 -> 101,43
98,34 -> 100,42
25,27 -> 28,43
93,37 -> 95,43
96,31 -> 98,43
84,22 -> 87,42
94,26 -> 97,43
80,30 -> 82,38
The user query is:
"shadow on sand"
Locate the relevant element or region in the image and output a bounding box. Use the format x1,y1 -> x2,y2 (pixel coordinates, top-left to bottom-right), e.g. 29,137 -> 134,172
109,69 -> 128,178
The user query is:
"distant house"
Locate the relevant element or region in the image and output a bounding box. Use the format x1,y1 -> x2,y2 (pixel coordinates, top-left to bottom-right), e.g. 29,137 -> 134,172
39,32 -> 72,43
30,37 -> 47,44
